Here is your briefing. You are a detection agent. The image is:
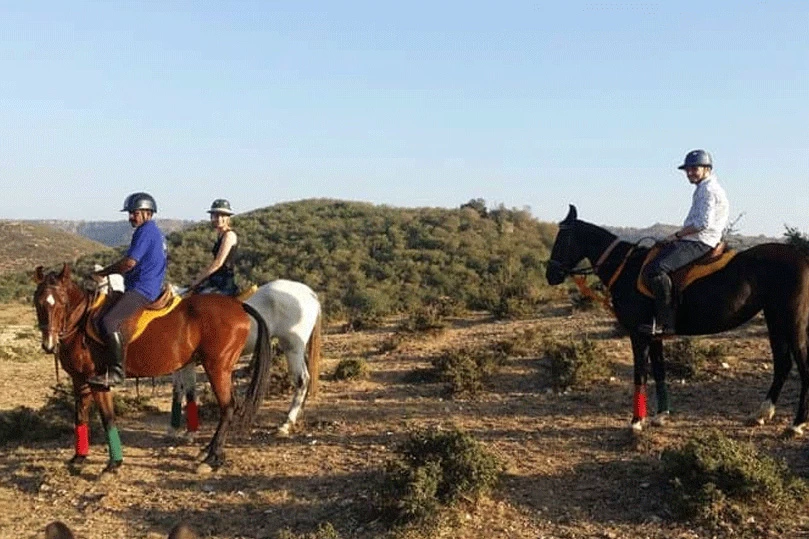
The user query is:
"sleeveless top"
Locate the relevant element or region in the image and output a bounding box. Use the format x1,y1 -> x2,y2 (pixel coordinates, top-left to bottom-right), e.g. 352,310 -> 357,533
207,232 -> 238,295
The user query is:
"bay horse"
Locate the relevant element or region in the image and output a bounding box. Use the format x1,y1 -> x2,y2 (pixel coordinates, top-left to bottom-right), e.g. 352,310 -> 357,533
169,279 -> 322,438
546,205 -> 809,433
33,263 -> 273,474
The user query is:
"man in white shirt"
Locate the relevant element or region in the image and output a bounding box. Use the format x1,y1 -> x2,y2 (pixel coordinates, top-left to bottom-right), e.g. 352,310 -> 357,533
640,149 -> 730,336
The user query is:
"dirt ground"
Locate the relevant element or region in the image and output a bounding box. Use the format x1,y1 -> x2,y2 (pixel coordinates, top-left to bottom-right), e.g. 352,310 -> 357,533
2,301 -> 809,539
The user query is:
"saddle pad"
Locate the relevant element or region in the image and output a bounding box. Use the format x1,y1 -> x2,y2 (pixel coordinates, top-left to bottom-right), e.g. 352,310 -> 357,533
237,284 -> 258,302
129,295 -> 183,341
637,247 -> 738,298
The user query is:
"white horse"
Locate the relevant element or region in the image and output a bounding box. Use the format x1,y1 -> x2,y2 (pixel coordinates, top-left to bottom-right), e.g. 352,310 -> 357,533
170,280 -> 322,438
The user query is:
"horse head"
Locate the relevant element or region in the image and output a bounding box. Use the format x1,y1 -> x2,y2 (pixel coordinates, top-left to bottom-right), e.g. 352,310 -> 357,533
546,205 -> 585,285
33,263 -> 84,353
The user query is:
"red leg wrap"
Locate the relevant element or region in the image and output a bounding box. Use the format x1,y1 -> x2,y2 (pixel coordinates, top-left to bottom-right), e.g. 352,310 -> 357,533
186,401 -> 199,432
75,424 -> 89,456
633,385 -> 647,420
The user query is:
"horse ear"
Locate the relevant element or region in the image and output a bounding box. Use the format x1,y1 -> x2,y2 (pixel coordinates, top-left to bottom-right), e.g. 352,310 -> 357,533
34,266 -> 45,284
58,263 -> 71,281
563,204 -> 578,223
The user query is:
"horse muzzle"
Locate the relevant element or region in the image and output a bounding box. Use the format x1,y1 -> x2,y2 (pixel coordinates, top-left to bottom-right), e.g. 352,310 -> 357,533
546,260 -> 567,285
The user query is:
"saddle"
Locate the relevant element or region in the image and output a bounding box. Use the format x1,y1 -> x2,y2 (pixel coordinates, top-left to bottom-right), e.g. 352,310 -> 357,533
637,242 -> 737,299
87,285 -> 183,344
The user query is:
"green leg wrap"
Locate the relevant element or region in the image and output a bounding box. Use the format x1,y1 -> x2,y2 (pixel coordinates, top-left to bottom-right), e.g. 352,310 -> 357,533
170,400 -> 182,429
656,383 -> 671,414
107,426 -> 123,463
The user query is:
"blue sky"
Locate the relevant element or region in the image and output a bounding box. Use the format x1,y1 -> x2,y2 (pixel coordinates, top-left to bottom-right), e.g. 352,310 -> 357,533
1,1 -> 806,237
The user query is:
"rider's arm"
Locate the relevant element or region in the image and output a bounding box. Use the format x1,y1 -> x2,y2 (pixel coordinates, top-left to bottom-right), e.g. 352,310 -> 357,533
95,257 -> 137,277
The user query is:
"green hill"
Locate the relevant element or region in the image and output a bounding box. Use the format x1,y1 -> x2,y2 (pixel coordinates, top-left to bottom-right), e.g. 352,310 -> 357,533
164,199 -> 558,320
1,199 -> 560,319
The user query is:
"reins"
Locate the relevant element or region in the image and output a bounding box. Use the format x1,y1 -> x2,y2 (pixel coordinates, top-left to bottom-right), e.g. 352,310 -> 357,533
568,239 -> 638,317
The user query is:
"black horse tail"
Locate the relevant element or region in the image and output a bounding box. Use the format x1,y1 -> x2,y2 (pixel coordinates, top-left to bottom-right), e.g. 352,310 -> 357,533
233,302 -> 272,432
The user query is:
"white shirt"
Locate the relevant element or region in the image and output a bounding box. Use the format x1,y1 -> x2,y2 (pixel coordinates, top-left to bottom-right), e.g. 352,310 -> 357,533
682,174 -> 729,248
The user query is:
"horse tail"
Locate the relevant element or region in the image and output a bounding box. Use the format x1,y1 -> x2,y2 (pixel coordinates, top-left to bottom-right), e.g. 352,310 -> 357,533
234,302 -> 272,432
306,310 -> 322,398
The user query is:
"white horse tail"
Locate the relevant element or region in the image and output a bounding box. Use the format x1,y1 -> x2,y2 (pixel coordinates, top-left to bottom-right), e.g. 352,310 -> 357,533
307,311 -> 322,398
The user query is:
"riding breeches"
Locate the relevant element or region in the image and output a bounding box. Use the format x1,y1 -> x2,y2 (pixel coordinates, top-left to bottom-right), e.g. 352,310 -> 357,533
100,290 -> 150,339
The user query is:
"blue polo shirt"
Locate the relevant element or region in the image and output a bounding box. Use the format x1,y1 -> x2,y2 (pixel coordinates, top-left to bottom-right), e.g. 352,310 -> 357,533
125,220 -> 167,301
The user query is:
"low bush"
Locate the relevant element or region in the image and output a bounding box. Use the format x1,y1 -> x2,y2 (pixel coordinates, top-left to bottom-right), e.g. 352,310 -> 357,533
378,428 -> 503,524
664,338 -> 728,380
333,357 -> 369,381
544,335 -> 610,391
432,347 -> 507,396
662,430 -> 808,528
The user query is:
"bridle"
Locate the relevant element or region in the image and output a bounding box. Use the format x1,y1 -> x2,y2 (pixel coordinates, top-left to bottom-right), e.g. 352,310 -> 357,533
36,282 -> 89,343
549,220 -> 627,277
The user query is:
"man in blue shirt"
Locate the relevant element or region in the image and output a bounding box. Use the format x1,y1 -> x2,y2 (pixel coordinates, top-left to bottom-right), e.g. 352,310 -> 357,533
641,150 -> 729,336
89,192 -> 167,389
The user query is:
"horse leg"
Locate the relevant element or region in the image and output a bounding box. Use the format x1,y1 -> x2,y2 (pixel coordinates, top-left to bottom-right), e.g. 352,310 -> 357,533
91,390 -> 123,475
69,381 -> 93,467
169,364 -> 199,440
197,370 -> 235,473
749,326 -> 791,426
277,345 -> 310,438
629,334 -> 651,433
649,338 -> 671,427
789,349 -> 809,435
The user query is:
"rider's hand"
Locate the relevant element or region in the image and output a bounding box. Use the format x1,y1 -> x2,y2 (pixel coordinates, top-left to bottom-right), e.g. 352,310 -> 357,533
90,272 -> 105,284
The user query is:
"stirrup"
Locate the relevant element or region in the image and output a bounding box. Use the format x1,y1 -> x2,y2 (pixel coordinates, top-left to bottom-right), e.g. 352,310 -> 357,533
638,320 -> 675,337
88,370 -> 124,390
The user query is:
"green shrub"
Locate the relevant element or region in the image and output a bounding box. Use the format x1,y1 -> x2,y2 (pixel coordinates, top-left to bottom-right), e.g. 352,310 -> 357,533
664,338 -> 728,380
379,428 -> 503,524
544,335 -> 609,391
662,430 -> 808,526
494,326 -> 545,357
333,357 -> 369,381
432,347 -> 507,396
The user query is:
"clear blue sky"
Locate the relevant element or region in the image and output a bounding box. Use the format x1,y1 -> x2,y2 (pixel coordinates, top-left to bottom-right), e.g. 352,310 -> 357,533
1,1 -> 806,237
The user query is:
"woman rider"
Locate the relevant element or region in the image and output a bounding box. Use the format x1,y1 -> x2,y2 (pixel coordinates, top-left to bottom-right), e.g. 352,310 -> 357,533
190,199 -> 239,295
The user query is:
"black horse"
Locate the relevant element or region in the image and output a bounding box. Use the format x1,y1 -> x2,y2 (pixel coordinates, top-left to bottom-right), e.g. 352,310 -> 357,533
546,205 -> 809,433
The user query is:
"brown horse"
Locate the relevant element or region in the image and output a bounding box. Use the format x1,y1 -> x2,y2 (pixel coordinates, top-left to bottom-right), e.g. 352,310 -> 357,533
546,205 -> 809,433
33,263 -> 272,474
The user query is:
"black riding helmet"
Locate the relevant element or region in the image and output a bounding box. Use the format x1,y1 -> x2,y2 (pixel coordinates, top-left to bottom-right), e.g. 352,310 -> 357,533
121,192 -> 157,213
678,149 -> 713,170
207,199 -> 234,216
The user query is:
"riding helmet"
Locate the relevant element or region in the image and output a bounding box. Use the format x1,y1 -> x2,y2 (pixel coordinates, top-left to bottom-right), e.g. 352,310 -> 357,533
678,149 -> 713,170
207,199 -> 235,216
121,192 -> 158,213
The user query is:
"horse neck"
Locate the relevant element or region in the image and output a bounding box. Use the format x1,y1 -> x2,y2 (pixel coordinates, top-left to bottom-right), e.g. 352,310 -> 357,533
62,282 -> 90,336
576,221 -> 619,263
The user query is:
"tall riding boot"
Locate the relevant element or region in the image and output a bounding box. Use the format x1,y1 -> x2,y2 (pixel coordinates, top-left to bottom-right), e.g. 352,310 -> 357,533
649,274 -> 675,335
88,331 -> 126,389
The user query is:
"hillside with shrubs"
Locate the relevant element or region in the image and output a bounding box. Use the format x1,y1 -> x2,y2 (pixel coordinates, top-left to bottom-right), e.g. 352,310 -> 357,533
163,198 -> 559,322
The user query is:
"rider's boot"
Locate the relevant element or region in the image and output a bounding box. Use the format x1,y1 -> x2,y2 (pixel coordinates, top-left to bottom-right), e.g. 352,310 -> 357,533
88,331 -> 126,389
640,274 -> 676,336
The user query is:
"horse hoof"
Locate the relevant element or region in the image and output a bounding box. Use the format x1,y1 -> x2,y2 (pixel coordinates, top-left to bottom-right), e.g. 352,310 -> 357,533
165,427 -> 184,440
196,462 -> 213,475
630,419 -> 646,434
786,424 -> 806,438
651,411 -> 670,427
276,424 -> 292,438
98,460 -> 122,481
745,416 -> 766,427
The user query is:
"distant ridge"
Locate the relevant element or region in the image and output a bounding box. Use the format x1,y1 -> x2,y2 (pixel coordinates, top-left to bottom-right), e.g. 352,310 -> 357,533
35,218 -> 198,247
606,223 -> 780,249
0,220 -> 112,275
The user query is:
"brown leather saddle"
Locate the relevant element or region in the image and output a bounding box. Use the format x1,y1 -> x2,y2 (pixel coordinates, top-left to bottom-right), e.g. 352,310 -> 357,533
637,242 -> 737,299
88,285 -> 181,344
